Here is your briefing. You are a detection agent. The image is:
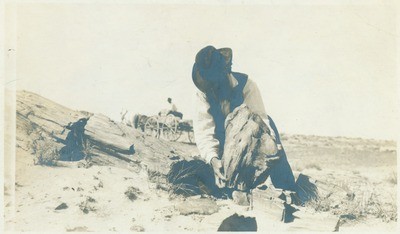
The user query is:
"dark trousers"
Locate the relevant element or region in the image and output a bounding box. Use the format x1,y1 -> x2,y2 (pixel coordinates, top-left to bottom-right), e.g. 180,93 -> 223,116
167,116 -> 298,197
267,116 -> 297,192
168,111 -> 183,119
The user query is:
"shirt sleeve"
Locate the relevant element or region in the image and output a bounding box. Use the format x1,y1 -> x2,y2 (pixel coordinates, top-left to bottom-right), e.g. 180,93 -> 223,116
243,79 -> 276,138
192,91 -> 220,164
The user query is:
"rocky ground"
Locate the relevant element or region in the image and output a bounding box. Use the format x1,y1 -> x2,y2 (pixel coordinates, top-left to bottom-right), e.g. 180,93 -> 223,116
4,90 -> 397,232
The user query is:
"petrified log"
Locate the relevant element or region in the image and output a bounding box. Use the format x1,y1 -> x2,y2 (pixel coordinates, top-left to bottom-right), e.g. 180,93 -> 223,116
16,91 -> 195,176
253,186 -> 299,222
85,114 -> 136,153
222,104 -> 278,191
252,185 -> 338,230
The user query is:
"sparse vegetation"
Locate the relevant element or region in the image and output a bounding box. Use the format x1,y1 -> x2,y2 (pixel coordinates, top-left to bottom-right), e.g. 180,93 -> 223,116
305,179 -> 397,225
130,225 -> 145,232
125,186 -> 142,201
78,141 -> 94,168
79,196 -> 97,214
168,175 -> 198,196
166,161 -> 210,197
32,138 -> 59,166
146,167 -> 169,191
82,140 -> 94,162
364,192 -> 397,222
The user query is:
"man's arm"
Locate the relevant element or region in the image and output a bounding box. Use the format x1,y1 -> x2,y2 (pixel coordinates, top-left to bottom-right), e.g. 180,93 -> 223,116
243,79 -> 277,140
192,91 -> 220,164
193,91 -> 227,188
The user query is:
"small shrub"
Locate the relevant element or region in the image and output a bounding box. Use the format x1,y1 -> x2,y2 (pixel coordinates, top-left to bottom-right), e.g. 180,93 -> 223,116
32,139 -> 59,166
166,160 -> 211,197
309,179 -> 398,225
146,167 -> 169,191
82,140 -> 94,161
146,168 -> 163,183
306,198 -> 331,212
125,186 -> 142,201
362,193 -> 397,222
130,225 -> 145,232
79,196 -> 97,214
77,141 -> 94,168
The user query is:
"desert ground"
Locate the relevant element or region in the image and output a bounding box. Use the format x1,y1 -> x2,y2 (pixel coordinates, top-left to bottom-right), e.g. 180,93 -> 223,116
4,90 -> 397,232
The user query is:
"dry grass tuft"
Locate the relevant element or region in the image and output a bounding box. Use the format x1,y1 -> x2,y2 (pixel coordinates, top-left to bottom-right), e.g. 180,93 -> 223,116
146,167 -> 169,191
79,196 -> 97,214
165,160 -> 218,198
32,138 -> 59,166
125,186 -> 142,201
306,180 -> 397,224
167,166 -> 200,197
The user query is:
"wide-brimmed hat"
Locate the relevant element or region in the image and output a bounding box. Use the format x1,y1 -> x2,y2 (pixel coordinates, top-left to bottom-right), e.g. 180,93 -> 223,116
192,46 -> 232,93
218,47 -> 232,69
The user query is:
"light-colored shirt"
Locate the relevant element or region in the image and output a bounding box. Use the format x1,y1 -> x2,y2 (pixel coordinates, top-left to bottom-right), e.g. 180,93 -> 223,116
169,102 -> 178,112
193,74 -> 275,164
160,102 -> 178,116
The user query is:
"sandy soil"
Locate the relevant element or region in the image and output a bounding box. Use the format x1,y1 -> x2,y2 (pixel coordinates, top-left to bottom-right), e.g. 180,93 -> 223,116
6,135 -> 396,232
4,91 -> 397,232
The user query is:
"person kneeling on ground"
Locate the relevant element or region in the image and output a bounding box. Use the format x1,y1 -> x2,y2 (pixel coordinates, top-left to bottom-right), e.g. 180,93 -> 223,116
191,45 -> 297,200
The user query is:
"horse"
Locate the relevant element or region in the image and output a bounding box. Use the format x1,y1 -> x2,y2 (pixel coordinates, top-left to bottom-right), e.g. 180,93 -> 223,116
120,108 -> 148,131
120,108 -> 136,127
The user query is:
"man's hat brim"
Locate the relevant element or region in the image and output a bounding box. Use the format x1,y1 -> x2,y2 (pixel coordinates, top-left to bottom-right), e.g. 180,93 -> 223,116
218,48 -> 232,65
192,46 -> 231,93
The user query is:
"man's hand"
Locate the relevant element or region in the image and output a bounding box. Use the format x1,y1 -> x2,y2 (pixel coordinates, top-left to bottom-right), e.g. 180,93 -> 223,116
210,157 -> 226,188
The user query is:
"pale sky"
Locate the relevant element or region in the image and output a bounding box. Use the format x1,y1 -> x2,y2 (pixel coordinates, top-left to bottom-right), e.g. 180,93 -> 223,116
8,1 -> 399,140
